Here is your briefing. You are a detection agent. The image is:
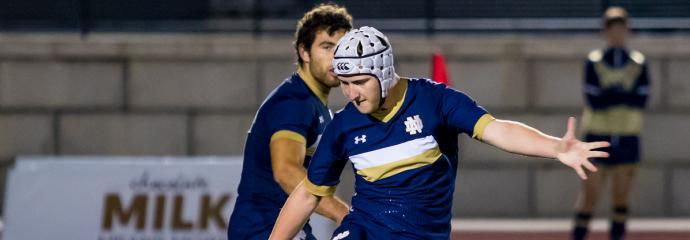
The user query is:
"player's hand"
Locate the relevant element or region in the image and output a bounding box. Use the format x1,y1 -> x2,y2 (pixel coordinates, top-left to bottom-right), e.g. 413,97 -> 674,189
555,117 -> 610,180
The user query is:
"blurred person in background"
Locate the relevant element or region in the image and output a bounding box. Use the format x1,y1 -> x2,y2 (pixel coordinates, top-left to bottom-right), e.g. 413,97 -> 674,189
270,26 -> 610,240
227,3 -> 352,240
572,6 -> 651,240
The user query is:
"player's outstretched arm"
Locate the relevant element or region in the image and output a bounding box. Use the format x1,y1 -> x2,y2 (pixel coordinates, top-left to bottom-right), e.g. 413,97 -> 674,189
481,117 -> 610,180
269,181 -> 321,240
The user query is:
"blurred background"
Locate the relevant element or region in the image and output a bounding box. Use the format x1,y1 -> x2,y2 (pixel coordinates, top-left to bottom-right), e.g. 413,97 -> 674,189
1,0 -> 690,239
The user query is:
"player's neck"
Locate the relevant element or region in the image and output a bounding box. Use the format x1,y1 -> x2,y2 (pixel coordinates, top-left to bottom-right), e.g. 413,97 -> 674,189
297,66 -> 329,104
606,40 -> 626,49
371,78 -> 407,123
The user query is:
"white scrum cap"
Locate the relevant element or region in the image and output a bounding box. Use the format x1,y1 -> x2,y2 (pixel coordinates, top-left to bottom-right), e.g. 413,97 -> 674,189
333,26 -> 396,98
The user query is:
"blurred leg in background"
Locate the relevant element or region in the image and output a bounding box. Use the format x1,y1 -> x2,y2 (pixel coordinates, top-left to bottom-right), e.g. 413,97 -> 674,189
610,164 -> 637,240
573,167 -> 606,240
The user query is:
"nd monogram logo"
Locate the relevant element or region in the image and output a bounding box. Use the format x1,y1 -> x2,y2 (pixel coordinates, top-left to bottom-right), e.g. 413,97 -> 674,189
404,115 -> 423,135
354,135 -> 366,144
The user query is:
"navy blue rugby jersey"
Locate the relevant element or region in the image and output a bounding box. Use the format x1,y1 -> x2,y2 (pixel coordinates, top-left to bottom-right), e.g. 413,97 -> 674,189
229,68 -> 332,239
305,78 -> 494,239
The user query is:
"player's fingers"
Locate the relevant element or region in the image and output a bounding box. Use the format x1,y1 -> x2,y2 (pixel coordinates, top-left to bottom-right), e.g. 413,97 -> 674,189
583,160 -> 598,172
564,117 -> 576,139
587,141 -> 610,150
575,165 -> 587,180
588,151 -> 609,159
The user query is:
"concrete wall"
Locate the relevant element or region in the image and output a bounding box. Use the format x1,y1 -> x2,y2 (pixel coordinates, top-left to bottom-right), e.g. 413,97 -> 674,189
1,33 -> 689,218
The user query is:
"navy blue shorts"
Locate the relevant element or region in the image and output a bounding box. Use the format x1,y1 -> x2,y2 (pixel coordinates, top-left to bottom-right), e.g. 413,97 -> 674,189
228,199 -> 315,240
331,212 -> 444,240
585,134 -> 640,166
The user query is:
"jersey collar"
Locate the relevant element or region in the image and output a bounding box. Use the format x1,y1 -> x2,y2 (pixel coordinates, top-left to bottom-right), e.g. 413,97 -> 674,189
371,78 -> 408,123
297,67 -> 329,105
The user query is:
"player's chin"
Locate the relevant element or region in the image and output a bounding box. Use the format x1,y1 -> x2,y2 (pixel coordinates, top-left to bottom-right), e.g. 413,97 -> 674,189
325,78 -> 340,88
321,75 -> 340,87
354,103 -> 376,114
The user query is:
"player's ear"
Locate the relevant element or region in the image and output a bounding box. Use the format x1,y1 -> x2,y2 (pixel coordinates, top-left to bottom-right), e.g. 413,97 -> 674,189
298,43 -> 311,64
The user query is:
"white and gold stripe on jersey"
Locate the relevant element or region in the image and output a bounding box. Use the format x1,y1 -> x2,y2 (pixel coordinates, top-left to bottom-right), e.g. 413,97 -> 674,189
349,135 -> 442,182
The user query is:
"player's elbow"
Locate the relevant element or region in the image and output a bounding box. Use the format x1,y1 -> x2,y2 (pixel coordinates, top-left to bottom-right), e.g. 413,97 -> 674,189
272,165 -> 302,193
273,170 -> 290,189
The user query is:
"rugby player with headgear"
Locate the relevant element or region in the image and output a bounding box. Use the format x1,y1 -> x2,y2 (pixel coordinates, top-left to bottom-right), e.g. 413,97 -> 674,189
270,26 -> 610,240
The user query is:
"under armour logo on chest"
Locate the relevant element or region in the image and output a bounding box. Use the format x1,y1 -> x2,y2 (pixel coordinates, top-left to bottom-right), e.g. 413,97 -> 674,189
354,135 -> 367,144
404,115 -> 424,135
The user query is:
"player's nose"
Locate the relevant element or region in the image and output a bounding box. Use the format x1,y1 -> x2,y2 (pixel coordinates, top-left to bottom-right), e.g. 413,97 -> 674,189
344,86 -> 358,101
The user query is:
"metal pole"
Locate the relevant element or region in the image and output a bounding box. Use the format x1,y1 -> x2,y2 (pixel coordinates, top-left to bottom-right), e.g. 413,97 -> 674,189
79,0 -> 91,38
426,0 -> 436,35
253,0 -> 263,36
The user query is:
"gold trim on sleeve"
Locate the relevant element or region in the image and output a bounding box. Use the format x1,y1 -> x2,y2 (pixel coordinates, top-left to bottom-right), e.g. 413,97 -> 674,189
472,114 -> 496,140
270,130 -> 307,144
303,178 -> 336,196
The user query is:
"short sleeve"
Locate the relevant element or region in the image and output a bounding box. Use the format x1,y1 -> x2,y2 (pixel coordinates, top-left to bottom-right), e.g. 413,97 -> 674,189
305,117 -> 348,196
434,83 -> 493,140
266,98 -> 314,141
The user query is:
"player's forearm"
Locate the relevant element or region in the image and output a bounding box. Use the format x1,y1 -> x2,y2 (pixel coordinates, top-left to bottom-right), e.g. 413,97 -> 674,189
314,195 -> 349,225
483,119 -> 560,159
270,182 -> 320,240
274,164 -> 307,195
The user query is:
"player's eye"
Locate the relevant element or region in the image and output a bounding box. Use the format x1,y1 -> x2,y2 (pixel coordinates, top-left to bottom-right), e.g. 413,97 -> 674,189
321,43 -> 334,50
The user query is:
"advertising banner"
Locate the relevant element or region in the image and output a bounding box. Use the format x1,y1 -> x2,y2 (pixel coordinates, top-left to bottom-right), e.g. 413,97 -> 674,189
3,156 -> 334,240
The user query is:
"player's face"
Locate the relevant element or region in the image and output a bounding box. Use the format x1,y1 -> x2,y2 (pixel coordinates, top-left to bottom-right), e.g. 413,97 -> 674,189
604,23 -> 628,48
306,29 -> 347,88
339,74 -> 382,114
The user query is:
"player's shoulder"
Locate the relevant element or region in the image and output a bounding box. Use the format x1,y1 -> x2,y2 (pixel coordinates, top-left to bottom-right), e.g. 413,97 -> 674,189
587,49 -> 604,62
265,76 -> 313,104
257,84 -> 316,124
278,74 -> 312,96
407,77 -> 440,88
628,49 -> 645,64
406,77 -> 458,101
403,78 -> 445,98
408,77 -> 451,91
